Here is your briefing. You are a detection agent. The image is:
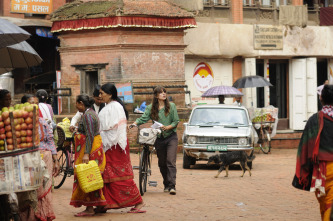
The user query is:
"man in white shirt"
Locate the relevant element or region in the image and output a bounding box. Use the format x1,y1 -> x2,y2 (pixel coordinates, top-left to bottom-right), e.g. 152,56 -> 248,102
70,85 -> 105,131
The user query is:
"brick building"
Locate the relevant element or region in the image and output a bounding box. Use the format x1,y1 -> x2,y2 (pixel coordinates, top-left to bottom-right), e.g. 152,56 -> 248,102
50,0 -> 196,112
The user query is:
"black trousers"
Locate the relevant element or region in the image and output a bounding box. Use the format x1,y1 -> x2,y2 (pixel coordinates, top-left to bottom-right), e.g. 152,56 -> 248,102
155,132 -> 178,189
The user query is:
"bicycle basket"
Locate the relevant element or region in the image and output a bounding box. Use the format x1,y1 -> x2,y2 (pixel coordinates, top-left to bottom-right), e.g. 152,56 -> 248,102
138,128 -> 161,145
56,126 -> 66,147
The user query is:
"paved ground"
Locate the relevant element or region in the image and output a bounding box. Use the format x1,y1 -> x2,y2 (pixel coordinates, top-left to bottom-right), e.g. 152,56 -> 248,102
52,149 -> 320,221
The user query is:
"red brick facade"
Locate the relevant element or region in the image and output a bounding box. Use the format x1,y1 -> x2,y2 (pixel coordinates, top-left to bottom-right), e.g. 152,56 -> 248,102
58,29 -> 187,112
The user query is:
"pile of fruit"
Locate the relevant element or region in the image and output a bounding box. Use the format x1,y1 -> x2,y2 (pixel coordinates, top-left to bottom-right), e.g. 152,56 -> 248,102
0,103 -> 39,151
252,113 -> 275,123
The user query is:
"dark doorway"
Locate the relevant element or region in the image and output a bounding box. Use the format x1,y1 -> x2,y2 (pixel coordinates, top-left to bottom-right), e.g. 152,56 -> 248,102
269,61 -> 288,119
317,59 -> 328,110
85,71 -> 98,95
256,60 -> 265,108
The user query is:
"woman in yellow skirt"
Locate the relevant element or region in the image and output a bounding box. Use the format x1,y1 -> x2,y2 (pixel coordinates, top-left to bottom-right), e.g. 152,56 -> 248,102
69,94 -> 106,217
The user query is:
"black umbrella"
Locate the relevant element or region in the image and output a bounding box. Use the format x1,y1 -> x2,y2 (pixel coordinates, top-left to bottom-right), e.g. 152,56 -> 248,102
0,41 -> 42,74
0,18 -> 31,48
232,76 -> 273,89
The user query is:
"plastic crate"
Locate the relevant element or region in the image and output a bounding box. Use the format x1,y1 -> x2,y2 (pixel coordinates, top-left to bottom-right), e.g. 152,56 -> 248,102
75,160 -> 103,193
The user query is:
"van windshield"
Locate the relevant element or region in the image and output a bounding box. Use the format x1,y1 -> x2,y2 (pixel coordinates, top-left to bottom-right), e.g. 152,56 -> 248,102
189,108 -> 249,126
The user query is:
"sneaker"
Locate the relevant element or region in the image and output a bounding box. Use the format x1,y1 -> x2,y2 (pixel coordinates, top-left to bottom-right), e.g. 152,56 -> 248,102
164,188 -> 169,192
169,188 -> 176,195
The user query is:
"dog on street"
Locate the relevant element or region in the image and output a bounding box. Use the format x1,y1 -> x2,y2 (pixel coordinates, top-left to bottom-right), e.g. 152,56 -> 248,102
207,151 -> 255,178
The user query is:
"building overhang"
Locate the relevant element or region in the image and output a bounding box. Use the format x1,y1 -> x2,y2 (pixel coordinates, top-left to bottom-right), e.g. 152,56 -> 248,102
1,16 -> 52,27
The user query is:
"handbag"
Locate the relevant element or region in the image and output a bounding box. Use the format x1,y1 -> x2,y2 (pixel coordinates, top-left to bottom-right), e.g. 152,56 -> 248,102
138,128 -> 161,145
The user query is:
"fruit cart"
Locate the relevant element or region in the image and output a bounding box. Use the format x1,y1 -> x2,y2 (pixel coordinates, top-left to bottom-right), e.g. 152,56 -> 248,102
248,106 -> 279,154
0,104 -> 44,220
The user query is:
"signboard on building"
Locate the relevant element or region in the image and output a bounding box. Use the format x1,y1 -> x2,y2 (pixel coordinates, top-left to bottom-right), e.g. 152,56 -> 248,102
115,82 -> 134,103
193,62 -> 214,92
253,25 -> 283,50
11,0 -> 53,14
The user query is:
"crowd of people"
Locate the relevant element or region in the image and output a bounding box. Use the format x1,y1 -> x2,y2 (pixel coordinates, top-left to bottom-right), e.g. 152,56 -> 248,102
0,83 -> 179,219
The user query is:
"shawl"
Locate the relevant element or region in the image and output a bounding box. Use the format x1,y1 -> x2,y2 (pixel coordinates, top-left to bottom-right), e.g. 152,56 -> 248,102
295,109 -> 333,191
98,101 -> 127,152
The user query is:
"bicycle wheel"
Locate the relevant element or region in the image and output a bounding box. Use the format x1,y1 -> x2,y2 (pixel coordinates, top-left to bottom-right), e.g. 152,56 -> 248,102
54,148 -> 69,189
139,147 -> 149,196
260,129 -> 271,154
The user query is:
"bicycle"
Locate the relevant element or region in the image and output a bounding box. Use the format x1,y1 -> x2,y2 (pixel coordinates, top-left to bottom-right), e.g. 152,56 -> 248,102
130,125 -> 160,196
54,126 -> 75,189
253,122 -> 272,154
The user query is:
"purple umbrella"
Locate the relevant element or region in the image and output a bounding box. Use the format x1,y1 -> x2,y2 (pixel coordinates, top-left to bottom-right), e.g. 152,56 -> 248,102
201,85 -> 243,98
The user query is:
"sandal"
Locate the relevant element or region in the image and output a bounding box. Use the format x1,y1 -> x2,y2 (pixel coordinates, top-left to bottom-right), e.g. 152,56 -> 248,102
74,211 -> 95,217
127,208 -> 146,213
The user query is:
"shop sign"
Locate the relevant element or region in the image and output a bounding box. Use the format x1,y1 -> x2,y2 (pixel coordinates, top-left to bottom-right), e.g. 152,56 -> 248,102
253,25 -> 283,50
11,0 -> 53,14
193,62 -> 214,92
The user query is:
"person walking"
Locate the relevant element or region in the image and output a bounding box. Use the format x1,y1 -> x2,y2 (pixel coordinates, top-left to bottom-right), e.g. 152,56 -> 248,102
17,95 -> 59,221
69,94 -> 107,217
70,85 -> 105,132
293,85 -> 333,221
97,83 -> 145,213
129,86 -> 179,195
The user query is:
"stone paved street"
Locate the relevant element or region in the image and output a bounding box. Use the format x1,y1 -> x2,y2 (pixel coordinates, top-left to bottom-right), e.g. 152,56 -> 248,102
52,149 -> 320,221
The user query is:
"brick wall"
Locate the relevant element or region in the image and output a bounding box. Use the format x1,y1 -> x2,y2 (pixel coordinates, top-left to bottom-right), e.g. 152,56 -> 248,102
231,0 -> 243,24
292,0 -> 303,6
58,29 -> 187,113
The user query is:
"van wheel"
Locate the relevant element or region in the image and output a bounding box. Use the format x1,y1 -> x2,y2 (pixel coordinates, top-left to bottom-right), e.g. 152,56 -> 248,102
183,151 -> 192,169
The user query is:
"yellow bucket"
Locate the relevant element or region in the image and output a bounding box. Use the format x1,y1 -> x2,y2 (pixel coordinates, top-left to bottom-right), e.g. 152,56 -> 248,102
75,160 -> 104,193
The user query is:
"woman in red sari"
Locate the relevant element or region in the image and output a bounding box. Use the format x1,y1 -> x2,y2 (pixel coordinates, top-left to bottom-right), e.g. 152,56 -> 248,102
69,95 -> 106,217
97,83 -> 145,213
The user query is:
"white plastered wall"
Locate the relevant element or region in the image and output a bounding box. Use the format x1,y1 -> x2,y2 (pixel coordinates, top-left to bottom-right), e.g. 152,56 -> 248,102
185,59 -> 233,106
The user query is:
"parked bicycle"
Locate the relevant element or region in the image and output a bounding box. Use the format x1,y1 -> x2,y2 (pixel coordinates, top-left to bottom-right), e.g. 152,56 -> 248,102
130,125 -> 161,196
54,126 -> 75,189
253,122 -> 272,154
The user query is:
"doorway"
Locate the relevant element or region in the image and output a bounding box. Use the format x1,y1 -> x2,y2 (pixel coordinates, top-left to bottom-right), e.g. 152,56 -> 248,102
84,71 -> 98,95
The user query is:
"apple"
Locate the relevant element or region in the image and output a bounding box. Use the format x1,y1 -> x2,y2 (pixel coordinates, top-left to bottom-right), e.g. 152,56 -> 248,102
8,107 -> 14,112
20,130 -> 27,137
1,111 -> 9,120
16,138 -> 21,144
0,122 -> 4,129
5,131 -> 12,138
1,107 -> 8,112
6,138 -> 13,144
22,111 -> 28,119
15,131 -> 21,138
15,124 -> 21,131
21,137 -> 26,143
0,115 -> 2,122
13,110 -> 20,118
25,105 -> 33,112
17,110 -> 23,118
0,128 -> 5,134
25,117 -> 33,124
5,125 -> 11,132
26,130 -> 32,136
20,143 -> 27,149
21,123 -> 27,130
26,136 -> 32,143
0,140 -> 4,146
4,118 -> 10,126
7,144 -> 13,150
17,144 -> 21,149
0,134 -> 5,140
27,112 -> 33,118
19,118 -> 24,124
28,124 -> 33,130
27,142 -> 33,148
0,146 -> 4,151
